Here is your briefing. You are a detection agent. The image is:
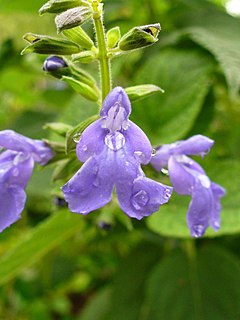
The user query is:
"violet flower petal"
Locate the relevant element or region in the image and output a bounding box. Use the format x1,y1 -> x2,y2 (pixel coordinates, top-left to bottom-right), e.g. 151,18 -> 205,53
124,120 -> 152,164
62,148 -> 115,214
0,130 -> 54,165
100,86 -> 131,119
187,181 -> 213,237
168,156 -> 195,195
76,119 -> 106,162
117,175 -> 172,219
210,182 -> 226,231
170,135 -> 214,157
0,185 -> 26,232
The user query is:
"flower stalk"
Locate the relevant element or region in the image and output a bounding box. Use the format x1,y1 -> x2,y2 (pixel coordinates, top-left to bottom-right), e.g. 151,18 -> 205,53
92,0 -> 111,102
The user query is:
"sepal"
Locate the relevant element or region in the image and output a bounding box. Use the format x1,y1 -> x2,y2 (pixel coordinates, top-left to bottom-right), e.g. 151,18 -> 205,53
52,158 -> 80,182
43,122 -> 73,137
107,26 -> 121,49
125,84 -> 164,102
39,0 -> 89,15
118,23 -> 161,51
72,50 -> 96,63
21,33 -> 80,55
55,6 -> 92,33
63,26 -> 94,49
43,139 -> 66,153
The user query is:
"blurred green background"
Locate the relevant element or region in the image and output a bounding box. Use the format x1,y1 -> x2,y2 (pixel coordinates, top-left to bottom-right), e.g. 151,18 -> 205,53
0,0 -> 240,319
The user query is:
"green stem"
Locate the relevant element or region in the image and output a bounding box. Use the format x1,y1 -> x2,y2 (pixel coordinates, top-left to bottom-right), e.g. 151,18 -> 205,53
184,239 -> 203,320
92,1 -> 111,102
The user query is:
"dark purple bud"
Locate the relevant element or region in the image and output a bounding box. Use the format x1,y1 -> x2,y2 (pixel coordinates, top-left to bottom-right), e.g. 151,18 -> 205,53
98,221 -> 112,231
54,196 -> 67,207
43,55 -> 68,72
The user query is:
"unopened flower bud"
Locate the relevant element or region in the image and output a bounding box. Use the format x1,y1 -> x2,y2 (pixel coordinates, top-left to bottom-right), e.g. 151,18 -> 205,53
43,55 -> 68,72
118,23 -> 161,51
55,6 -> 92,33
21,33 -> 80,55
39,0 -> 89,15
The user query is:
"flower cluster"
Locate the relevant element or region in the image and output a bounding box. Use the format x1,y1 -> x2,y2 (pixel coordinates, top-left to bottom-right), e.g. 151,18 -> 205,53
0,88 -> 226,237
151,135 -> 226,237
0,130 -> 54,232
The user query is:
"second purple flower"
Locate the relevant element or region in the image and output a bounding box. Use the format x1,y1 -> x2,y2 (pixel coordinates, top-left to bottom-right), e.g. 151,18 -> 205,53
62,87 -> 172,219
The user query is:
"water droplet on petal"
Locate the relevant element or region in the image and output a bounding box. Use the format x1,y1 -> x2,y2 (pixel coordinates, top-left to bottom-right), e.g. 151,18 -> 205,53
164,188 -> 172,200
73,133 -> 81,143
198,174 -> 211,188
13,152 -> 28,165
134,151 -> 145,163
105,132 -> 125,151
192,224 -> 205,238
212,221 -> 220,230
93,177 -> 100,187
101,118 -> 107,129
161,168 -> 169,176
92,165 -> 98,175
82,144 -> 88,152
151,148 -> 156,157
122,120 -> 129,130
12,168 -> 19,177
131,190 -> 149,210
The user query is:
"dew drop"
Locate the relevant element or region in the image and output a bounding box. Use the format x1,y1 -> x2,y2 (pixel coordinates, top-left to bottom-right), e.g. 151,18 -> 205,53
192,224 -> 205,238
125,161 -> 130,167
161,168 -> 169,176
151,148 -> 156,157
105,132 -> 125,151
198,174 -> 211,188
82,144 -> 88,152
164,188 -> 172,200
134,151 -> 145,163
12,168 -> 19,177
131,190 -> 149,210
93,177 -> 100,187
73,133 -> 81,143
92,165 -> 99,175
212,221 -> 220,230
122,120 -> 129,130
13,152 -> 27,165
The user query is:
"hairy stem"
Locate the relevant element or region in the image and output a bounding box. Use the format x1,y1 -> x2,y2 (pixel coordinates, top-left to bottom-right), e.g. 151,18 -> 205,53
92,1 -> 111,102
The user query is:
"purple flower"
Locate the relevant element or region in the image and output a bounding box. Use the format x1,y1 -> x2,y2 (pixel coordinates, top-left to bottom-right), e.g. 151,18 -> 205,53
0,130 -> 54,232
151,135 -> 226,237
62,87 -> 172,219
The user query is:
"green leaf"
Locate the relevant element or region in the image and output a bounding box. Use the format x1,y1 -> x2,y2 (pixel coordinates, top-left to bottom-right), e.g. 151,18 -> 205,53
62,76 -> 100,101
0,210 -> 84,286
78,288 -> 112,320
147,160 -> 240,238
143,246 -> 240,320
132,49 -> 214,144
125,84 -> 164,102
104,244 -> 161,320
186,26 -> 240,98
169,0 -> 240,97
65,114 -> 99,153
